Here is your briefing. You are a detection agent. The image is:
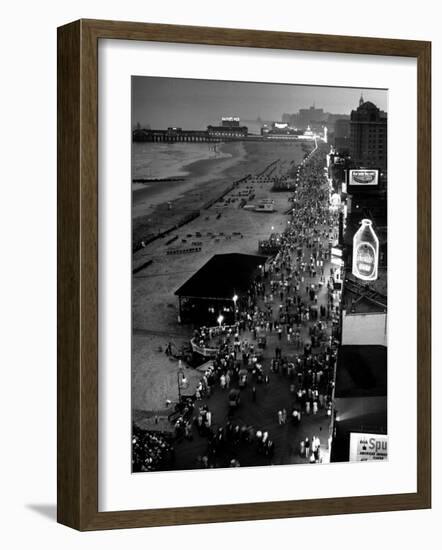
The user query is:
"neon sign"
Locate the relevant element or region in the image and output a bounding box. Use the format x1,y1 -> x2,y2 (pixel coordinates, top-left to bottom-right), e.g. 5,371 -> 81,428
349,169 -> 379,186
352,219 -> 379,281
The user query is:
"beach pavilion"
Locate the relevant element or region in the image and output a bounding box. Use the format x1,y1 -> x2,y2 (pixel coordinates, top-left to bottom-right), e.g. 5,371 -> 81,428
175,253 -> 267,326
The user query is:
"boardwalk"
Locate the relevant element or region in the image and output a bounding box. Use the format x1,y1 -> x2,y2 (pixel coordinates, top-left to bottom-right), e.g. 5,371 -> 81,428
133,144 -> 343,471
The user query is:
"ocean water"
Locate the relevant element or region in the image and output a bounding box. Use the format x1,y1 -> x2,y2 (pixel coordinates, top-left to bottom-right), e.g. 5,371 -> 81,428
132,142 -> 231,183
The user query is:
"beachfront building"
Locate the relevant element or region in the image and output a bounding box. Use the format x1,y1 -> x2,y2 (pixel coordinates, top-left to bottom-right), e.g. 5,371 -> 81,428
349,96 -> 387,172
330,343 -> 387,462
329,168 -> 388,462
207,116 -> 248,140
261,122 -> 302,139
174,253 -> 266,326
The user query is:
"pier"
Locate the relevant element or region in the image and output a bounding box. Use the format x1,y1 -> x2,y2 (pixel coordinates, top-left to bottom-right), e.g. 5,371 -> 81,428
132,127 -> 323,143
133,128 -> 213,143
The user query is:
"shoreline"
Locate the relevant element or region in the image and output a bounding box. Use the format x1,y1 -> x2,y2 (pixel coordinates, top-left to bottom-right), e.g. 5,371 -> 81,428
132,141 -> 248,220
132,140 -> 309,248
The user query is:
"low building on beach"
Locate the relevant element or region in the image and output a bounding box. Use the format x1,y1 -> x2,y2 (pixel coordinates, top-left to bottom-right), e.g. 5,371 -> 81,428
174,253 -> 267,326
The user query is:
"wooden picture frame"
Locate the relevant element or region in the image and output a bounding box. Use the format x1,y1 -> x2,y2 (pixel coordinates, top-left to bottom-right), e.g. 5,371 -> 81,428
57,19 -> 431,530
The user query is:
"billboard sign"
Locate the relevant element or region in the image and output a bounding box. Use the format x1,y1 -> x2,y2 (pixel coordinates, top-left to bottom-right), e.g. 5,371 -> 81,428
349,169 -> 379,186
331,257 -> 344,267
349,433 -> 388,462
331,245 -> 344,267
222,116 -> 240,122
330,193 -> 341,209
352,219 -> 379,281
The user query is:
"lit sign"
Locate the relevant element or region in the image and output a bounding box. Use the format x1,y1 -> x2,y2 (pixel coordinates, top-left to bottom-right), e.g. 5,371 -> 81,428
274,122 -> 288,129
349,433 -> 388,462
349,169 -> 379,186
331,257 -> 344,267
222,116 -> 240,122
330,193 -> 341,208
331,245 -> 344,267
352,219 -> 379,281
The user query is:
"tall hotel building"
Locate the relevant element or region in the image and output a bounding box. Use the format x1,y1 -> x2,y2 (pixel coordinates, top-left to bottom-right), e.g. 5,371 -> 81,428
349,96 -> 387,172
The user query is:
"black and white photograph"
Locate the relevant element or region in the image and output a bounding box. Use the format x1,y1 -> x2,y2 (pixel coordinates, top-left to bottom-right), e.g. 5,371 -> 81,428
131,76 -> 388,473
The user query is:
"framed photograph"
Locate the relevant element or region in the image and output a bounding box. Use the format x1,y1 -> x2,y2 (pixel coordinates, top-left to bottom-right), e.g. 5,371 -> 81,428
57,19 -> 431,530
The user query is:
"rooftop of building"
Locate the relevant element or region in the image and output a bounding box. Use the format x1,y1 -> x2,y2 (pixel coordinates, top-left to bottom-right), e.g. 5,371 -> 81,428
350,97 -> 388,121
331,340 -> 387,461
342,271 -> 388,313
335,345 -> 387,399
174,253 -> 266,299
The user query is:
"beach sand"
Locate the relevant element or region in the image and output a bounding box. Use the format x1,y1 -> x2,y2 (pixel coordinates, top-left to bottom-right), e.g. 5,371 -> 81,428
131,140 -> 312,411
132,140 -> 310,244
132,141 -> 247,219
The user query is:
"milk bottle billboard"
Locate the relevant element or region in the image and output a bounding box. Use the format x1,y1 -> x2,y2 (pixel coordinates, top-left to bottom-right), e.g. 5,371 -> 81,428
352,219 -> 379,281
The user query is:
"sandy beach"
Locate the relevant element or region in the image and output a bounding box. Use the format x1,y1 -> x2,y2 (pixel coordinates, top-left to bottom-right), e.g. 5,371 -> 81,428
132,141 -> 247,218
131,139 -> 312,411
132,140 -> 310,244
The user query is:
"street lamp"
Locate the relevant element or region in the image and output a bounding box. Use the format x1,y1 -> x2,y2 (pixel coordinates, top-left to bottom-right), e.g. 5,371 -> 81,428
217,314 -> 224,328
232,294 -> 238,324
177,360 -> 187,401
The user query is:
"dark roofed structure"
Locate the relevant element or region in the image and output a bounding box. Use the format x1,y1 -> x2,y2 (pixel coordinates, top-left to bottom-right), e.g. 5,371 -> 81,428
175,253 -> 266,299
175,253 -> 266,325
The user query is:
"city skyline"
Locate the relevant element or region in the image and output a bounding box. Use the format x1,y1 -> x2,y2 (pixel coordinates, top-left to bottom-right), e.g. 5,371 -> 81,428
132,76 -> 388,130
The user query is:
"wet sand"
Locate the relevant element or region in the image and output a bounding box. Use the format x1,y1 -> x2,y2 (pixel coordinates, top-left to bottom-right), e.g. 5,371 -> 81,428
132,140 -> 310,244
132,139 -> 312,411
132,141 -> 248,218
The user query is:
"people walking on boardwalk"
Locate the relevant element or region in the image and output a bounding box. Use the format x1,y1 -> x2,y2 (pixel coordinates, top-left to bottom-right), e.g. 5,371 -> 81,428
278,410 -> 283,425
151,143 -> 342,471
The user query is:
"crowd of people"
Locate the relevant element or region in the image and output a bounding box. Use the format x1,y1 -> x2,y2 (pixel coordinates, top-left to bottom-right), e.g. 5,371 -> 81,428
132,425 -> 175,472
136,145 -> 342,471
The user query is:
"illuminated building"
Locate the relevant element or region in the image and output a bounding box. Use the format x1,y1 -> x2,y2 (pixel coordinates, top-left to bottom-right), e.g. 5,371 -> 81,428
330,196 -> 387,462
261,122 -> 302,139
221,116 -> 240,127
282,107 -> 349,135
207,116 -> 248,139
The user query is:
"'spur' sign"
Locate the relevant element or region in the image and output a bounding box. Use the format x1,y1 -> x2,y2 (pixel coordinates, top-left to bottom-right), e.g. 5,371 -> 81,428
349,433 -> 388,462
352,219 -> 379,281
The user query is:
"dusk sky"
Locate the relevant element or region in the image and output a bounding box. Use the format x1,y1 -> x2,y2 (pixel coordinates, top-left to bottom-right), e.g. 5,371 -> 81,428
132,76 -> 388,130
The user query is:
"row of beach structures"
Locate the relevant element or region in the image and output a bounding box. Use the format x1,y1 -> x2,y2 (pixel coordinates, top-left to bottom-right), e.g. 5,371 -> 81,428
243,197 -> 276,213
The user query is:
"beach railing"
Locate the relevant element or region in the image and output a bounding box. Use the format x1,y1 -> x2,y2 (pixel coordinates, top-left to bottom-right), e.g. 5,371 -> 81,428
190,339 -> 218,358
